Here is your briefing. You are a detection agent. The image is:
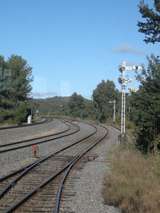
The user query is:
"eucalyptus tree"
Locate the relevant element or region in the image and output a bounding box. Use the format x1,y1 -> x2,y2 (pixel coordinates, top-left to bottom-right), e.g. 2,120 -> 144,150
138,0 -> 160,43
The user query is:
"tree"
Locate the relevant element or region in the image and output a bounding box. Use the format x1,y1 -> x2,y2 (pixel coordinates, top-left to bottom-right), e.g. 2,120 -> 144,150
0,55 -> 9,94
7,55 -> 32,101
0,54 -> 32,123
83,100 -> 97,120
68,93 -> 85,118
130,55 -> 160,152
92,80 -> 119,122
138,0 -> 160,43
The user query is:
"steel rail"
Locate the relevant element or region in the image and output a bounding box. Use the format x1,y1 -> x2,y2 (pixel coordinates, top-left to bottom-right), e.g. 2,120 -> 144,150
0,122 -> 97,200
4,122 -> 98,213
0,117 -> 51,131
4,124 -> 108,213
0,121 -> 80,153
0,121 -> 80,182
0,120 -> 71,148
54,125 -> 108,213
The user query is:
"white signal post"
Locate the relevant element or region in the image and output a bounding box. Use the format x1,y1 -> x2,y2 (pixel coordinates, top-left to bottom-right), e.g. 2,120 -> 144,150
119,61 -> 142,139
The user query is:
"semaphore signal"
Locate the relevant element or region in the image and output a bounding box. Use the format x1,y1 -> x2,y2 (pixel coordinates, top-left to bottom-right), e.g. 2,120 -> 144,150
119,61 -> 142,139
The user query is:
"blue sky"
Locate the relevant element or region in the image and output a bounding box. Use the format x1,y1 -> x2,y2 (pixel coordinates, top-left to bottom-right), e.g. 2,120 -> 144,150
0,0 -> 159,98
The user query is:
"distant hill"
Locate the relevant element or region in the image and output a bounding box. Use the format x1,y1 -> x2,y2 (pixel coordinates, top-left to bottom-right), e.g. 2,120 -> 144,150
32,96 -> 71,116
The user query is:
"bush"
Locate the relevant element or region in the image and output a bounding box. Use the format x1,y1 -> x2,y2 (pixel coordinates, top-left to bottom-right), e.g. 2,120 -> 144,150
103,145 -> 160,213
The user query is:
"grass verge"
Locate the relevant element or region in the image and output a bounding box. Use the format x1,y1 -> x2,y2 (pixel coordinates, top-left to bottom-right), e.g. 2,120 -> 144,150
103,144 -> 160,213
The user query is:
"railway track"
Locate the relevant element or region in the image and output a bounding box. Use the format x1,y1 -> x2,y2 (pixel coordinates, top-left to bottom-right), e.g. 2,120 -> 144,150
0,121 -> 96,196
0,121 -> 108,213
0,117 -> 51,131
0,120 -> 80,153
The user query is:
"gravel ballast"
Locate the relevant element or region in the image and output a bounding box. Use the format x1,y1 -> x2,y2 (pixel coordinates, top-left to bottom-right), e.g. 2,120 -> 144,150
0,119 -> 68,176
0,121 -> 94,177
0,121 -> 121,212
63,126 -> 121,213
0,119 -> 66,145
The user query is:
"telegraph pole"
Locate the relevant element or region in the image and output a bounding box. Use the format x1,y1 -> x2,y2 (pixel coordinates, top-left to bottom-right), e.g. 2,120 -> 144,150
113,99 -> 116,123
119,61 -> 142,140
109,100 -> 116,123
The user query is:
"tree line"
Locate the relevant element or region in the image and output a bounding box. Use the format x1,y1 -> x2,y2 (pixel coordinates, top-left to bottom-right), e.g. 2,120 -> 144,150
64,80 -> 120,122
35,80 -> 120,122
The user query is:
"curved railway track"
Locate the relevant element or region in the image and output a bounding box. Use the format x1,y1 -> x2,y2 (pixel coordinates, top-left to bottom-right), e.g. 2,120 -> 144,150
0,120 -> 71,148
54,124 -> 108,213
0,121 -> 108,213
0,121 -> 96,197
0,117 -> 51,131
0,120 -> 80,153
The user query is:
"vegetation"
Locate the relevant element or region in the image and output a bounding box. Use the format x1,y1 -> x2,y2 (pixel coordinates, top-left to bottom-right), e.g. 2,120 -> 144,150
33,80 -> 120,122
93,80 -> 120,122
126,0 -> 160,153
33,93 -> 97,120
138,0 -> 160,43
103,2 -> 160,213
33,96 -> 70,116
129,55 -> 160,152
68,92 -> 85,118
103,145 -> 160,213
0,54 -> 32,124
68,92 -> 97,119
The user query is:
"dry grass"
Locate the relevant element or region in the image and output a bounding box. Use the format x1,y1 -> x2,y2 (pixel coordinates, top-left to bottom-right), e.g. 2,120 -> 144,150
103,145 -> 160,213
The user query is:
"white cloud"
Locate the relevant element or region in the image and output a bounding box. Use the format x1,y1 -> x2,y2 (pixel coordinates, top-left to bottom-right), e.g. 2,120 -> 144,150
113,43 -> 145,55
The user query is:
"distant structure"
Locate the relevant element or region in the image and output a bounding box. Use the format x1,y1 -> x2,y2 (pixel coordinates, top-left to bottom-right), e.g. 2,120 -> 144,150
27,115 -> 32,124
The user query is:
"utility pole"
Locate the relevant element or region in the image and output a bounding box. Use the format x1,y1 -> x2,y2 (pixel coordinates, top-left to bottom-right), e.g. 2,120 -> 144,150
109,100 -> 116,123
113,99 -> 116,123
119,61 -> 142,139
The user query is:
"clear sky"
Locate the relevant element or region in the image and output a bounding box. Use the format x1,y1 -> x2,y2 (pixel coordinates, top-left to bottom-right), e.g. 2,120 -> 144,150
0,0 -> 159,98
